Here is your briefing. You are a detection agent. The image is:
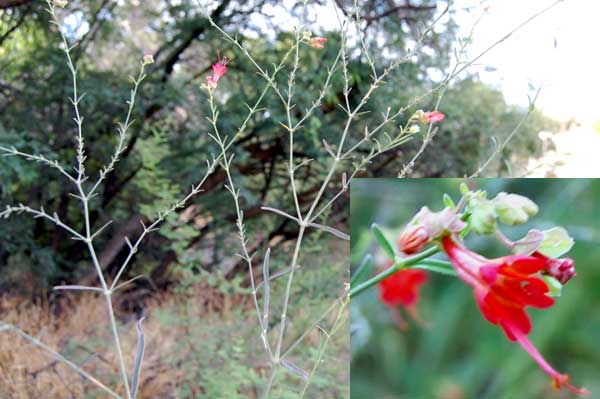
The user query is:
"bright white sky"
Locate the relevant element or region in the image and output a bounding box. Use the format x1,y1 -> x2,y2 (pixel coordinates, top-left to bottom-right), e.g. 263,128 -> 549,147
454,0 -> 600,124
71,0 -> 597,123
282,0 -> 599,124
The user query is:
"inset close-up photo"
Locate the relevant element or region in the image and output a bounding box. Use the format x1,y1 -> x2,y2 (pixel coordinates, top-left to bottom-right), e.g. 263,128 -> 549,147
350,179 -> 599,398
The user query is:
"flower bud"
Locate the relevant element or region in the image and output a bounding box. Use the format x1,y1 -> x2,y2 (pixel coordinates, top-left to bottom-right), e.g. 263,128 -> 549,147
407,125 -> 420,134
419,111 -> 445,124
53,0 -> 68,7
538,255 -> 576,285
412,110 -> 425,121
412,206 -> 465,239
309,37 -> 327,49
493,192 -> 538,225
398,225 -> 429,254
142,54 -> 154,65
548,257 -> 576,284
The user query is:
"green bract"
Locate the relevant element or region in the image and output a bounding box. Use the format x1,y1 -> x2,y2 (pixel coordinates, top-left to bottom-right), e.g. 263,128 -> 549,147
538,227 -> 574,258
469,198 -> 496,235
493,192 -> 538,225
512,229 -> 545,254
542,275 -> 563,297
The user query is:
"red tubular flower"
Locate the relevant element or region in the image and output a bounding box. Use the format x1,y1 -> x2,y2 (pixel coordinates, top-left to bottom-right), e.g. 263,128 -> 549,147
422,111 -> 445,123
441,235 -> 588,396
379,268 -> 428,308
206,57 -> 229,90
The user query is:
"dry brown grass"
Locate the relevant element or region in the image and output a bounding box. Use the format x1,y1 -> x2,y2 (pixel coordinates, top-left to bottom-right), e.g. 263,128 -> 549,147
0,284 -> 255,399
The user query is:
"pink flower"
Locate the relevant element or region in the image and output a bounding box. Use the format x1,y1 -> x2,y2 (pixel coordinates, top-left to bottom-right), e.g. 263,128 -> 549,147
421,111 -> 445,124
441,235 -> 588,396
206,56 -> 229,91
309,37 -> 327,49
142,54 -> 154,65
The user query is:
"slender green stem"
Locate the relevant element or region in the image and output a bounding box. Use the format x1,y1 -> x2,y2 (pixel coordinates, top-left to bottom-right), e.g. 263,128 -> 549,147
104,292 -> 132,399
349,246 -> 440,298
412,259 -> 457,276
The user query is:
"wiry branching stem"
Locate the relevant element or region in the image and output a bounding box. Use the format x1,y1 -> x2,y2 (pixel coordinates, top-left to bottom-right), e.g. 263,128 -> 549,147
207,92 -> 274,360
201,0 -> 565,396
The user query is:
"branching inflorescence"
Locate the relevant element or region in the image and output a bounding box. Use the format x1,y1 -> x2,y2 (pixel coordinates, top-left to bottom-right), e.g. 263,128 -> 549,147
1,1 -> 223,398
199,0 -> 567,396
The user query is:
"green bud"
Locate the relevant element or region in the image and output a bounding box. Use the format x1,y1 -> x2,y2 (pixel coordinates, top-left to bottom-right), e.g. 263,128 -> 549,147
493,192 -> 538,225
538,227 -> 574,258
469,199 -> 496,235
459,182 -> 469,195
442,193 -> 456,209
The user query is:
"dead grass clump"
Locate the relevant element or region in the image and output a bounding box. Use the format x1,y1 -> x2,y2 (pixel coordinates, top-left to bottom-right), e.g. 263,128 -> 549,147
0,282 -> 254,399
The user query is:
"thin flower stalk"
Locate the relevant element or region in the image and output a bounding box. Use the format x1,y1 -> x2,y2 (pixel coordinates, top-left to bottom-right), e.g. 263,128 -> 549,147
1,2 -> 278,396
45,3 -> 131,396
206,90 -> 273,360
299,295 -> 349,398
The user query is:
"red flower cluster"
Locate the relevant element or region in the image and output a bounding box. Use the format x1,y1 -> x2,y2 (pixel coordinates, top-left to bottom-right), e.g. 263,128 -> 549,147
206,56 -> 229,91
379,267 -> 428,330
441,235 -> 588,396
379,268 -> 428,308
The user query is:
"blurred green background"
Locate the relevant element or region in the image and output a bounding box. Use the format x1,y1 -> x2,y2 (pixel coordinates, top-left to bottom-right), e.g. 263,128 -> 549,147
350,179 -> 600,399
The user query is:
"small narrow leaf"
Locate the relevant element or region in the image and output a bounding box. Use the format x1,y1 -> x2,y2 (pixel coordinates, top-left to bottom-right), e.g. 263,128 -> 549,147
131,317 -> 146,399
350,254 -> 374,287
281,359 -> 308,380
308,222 -> 350,241
322,139 -> 336,158
262,248 -> 271,328
371,223 -> 395,259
